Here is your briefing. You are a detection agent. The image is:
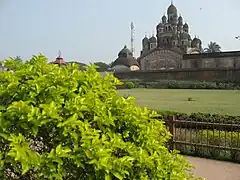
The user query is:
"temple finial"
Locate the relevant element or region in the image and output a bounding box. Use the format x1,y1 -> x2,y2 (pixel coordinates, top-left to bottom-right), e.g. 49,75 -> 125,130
171,0 -> 173,5
58,50 -> 61,57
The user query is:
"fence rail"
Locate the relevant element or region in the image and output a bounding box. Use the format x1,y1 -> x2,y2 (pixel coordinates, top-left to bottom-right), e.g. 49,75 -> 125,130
165,116 -> 240,162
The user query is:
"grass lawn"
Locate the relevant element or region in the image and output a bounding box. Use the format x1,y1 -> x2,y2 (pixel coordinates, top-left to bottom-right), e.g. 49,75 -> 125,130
119,89 -> 240,116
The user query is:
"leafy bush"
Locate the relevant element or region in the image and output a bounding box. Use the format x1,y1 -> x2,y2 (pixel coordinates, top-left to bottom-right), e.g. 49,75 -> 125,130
157,110 -> 240,126
124,81 -> 135,89
1,57 -> 23,71
122,80 -> 240,90
0,55 -> 198,179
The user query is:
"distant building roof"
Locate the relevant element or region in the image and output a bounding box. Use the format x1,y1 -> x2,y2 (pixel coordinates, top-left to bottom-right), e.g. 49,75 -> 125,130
50,56 -> 66,66
111,45 -> 139,68
118,45 -> 133,57
183,50 -> 240,60
111,57 -> 139,68
49,51 -> 66,66
167,3 -> 177,15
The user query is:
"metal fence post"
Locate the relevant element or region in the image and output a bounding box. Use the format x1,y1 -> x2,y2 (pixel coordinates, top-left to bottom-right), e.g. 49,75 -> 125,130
168,115 -> 175,151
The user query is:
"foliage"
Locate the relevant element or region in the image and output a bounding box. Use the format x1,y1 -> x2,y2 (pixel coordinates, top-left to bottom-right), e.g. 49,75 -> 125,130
120,80 -> 240,90
124,81 -> 135,89
67,61 -> 88,70
2,57 -> 24,71
204,41 -> 221,53
0,54 -> 197,179
93,62 -> 110,72
14,56 -> 22,61
157,110 -> 240,125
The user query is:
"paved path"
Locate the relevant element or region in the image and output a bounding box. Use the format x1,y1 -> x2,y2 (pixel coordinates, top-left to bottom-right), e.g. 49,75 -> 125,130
186,156 -> 240,180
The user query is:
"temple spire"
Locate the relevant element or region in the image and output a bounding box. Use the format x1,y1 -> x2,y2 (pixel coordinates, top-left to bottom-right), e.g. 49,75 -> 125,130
58,50 -> 61,58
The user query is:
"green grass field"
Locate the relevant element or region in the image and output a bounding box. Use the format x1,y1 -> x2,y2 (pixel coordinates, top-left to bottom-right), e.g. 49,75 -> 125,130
119,89 -> 240,116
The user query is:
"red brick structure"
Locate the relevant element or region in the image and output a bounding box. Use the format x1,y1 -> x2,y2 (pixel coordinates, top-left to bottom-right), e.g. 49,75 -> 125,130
114,67 -> 240,82
49,51 -> 66,66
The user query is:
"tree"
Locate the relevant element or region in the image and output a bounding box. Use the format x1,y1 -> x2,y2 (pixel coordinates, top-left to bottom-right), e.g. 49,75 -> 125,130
2,56 -> 23,71
67,61 -> 88,70
0,54 -> 199,179
14,56 -> 22,61
204,42 -> 221,53
93,62 -> 110,72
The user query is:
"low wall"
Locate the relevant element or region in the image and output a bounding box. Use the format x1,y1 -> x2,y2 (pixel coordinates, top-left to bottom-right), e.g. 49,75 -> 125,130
114,68 -> 240,82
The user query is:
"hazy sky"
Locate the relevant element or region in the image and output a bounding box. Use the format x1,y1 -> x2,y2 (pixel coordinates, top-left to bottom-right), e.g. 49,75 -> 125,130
0,0 -> 240,64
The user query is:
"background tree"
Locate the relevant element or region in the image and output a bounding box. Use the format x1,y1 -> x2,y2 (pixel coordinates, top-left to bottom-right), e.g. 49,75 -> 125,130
2,56 -> 23,71
204,42 -> 221,53
93,62 -> 110,72
14,56 -> 22,61
0,55 -> 199,179
68,61 -> 88,70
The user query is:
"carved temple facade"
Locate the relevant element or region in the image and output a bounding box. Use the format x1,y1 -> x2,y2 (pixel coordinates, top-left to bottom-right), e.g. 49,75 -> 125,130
111,2 -> 240,72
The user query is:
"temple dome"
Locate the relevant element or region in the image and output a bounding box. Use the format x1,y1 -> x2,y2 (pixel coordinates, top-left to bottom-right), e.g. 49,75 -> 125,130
149,36 -> 157,43
111,45 -> 139,68
118,45 -> 133,57
142,37 -> 149,44
167,4 -> 177,15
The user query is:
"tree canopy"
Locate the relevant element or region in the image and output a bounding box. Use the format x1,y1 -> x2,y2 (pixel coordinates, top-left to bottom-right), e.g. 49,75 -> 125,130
2,57 -> 24,71
204,42 -> 221,53
67,61 -> 88,70
0,54 -> 199,179
93,62 -> 110,72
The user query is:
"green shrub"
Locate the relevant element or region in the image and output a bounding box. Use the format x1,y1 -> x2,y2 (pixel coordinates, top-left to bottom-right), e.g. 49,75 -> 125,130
123,80 -> 240,90
0,55 -> 198,179
124,81 -> 135,89
157,110 -> 240,125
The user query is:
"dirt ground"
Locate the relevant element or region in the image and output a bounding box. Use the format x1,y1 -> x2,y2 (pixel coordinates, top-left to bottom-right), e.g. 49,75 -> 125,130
186,156 -> 240,180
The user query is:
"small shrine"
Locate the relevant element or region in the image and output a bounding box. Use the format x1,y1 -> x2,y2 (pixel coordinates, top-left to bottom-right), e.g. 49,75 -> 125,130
50,51 -> 66,66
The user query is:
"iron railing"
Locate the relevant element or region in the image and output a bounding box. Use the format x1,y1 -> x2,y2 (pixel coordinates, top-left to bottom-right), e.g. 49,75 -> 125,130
165,116 -> 240,162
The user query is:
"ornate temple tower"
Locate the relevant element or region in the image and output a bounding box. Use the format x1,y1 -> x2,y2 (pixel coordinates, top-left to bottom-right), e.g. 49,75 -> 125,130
137,2 -> 203,71
141,2 -> 202,54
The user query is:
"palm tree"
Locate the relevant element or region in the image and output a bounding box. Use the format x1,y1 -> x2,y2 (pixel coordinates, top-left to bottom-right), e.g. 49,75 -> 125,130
204,42 -> 221,53
14,56 -> 22,61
